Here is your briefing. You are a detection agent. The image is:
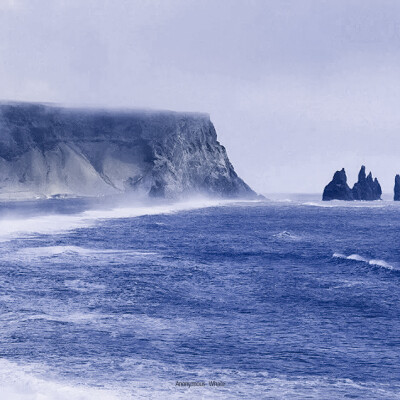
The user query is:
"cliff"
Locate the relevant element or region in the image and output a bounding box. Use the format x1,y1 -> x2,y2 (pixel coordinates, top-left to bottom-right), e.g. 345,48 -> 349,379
395,175 -> 400,201
352,166 -> 382,201
0,102 -> 256,200
322,168 -> 354,201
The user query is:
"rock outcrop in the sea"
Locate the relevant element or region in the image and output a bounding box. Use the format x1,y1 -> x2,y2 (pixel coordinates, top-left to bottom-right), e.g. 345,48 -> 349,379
0,102 -> 257,199
395,175 -> 400,201
322,168 -> 354,201
352,166 -> 382,201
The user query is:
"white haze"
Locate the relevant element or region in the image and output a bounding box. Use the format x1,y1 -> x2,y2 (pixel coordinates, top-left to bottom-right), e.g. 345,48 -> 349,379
0,197 -> 250,242
1,0 -> 400,194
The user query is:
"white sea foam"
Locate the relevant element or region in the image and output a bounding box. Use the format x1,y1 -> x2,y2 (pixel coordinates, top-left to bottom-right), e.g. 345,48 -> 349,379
304,202 -> 337,208
332,252 -> 347,259
0,357 -> 398,400
2,245 -> 157,267
347,254 -> 369,262
0,359 -> 120,400
273,231 -> 302,241
304,201 -> 387,208
0,198 -> 246,242
333,253 -> 396,270
64,279 -> 107,292
18,245 -> 122,256
17,246 -> 152,258
26,311 -> 105,324
368,259 -> 394,270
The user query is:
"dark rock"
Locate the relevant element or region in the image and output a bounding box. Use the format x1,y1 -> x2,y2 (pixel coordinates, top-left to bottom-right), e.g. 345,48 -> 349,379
352,166 -> 382,200
0,102 -> 257,200
322,168 -> 354,201
395,175 -> 400,201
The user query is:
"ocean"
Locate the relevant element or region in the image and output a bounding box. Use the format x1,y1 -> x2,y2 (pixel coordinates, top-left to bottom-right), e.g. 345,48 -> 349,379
0,195 -> 399,399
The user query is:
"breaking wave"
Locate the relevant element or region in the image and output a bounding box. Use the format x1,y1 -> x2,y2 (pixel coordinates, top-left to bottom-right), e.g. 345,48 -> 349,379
17,246 -> 153,257
333,253 -> 396,270
0,358 -> 397,400
0,359 -> 120,400
304,201 -> 387,208
1,246 -> 157,266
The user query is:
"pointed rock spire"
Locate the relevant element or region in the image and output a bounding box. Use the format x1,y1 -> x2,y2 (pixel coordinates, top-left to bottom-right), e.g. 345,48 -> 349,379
358,165 -> 367,182
373,178 -> 382,199
352,166 -> 381,200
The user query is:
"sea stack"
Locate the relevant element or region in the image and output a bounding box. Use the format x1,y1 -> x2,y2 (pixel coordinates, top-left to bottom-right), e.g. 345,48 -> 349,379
395,175 -> 400,201
352,166 -> 382,201
322,168 -> 354,201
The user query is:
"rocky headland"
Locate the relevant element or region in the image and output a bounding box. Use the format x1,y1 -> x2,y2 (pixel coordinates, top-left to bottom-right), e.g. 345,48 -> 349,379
0,102 -> 257,200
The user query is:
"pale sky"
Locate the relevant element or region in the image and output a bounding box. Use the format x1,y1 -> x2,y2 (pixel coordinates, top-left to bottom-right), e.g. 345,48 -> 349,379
1,0 -> 400,194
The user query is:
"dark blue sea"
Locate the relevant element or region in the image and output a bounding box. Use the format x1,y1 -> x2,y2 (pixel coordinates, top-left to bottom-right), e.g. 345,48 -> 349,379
0,195 -> 400,399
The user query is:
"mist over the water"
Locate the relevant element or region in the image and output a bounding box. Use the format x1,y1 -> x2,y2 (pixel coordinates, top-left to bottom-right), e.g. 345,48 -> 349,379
1,0 -> 400,193
0,196 -> 245,242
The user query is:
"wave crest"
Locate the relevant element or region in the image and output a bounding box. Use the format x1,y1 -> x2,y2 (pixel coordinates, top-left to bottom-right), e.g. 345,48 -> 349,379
333,253 -> 396,270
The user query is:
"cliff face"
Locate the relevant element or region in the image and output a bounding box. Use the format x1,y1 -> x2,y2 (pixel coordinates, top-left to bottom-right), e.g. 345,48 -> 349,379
0,102 -> 256,199
352,166 -> 382,201
322,168 -> 354,201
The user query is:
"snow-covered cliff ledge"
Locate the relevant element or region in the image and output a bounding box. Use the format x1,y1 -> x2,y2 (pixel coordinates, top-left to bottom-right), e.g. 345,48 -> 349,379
0,102 -> 256,200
